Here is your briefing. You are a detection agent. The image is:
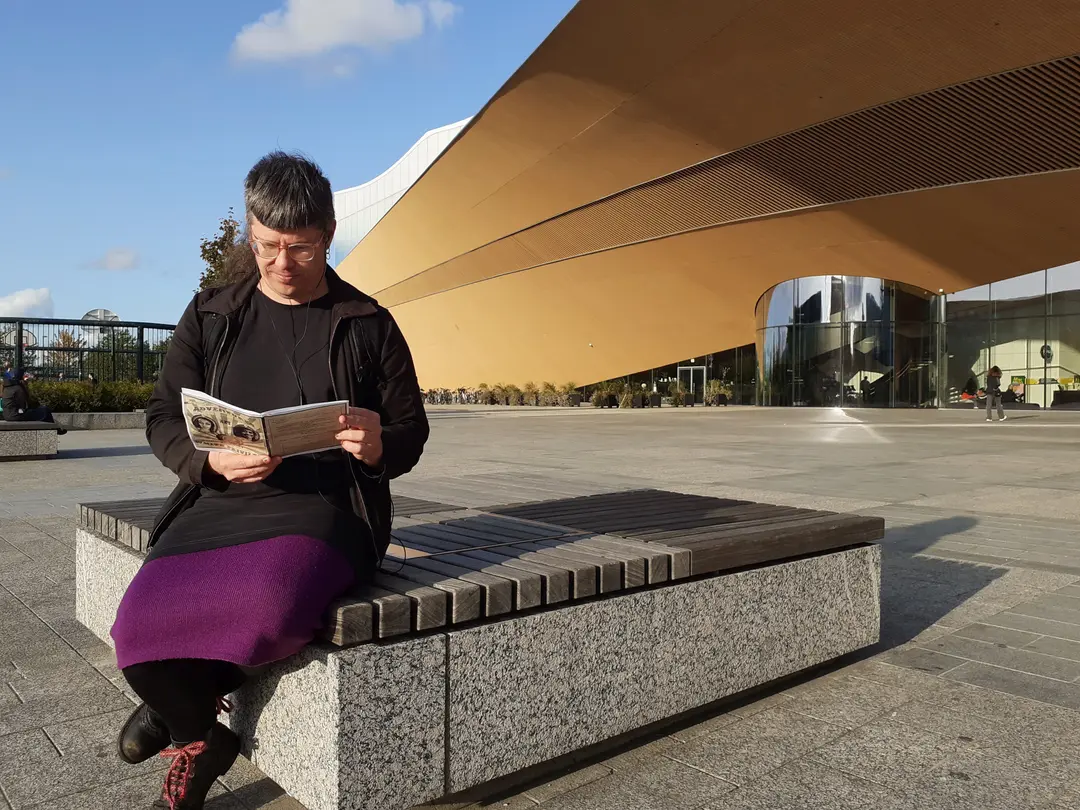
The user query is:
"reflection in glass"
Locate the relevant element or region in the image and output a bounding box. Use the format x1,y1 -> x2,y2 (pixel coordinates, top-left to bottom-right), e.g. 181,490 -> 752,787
991,317 -> 1047,407
759,281 -> 795,328
946,285 -> 991,321
991,271 -> 1046,319
894,321 -> 936,407
758,327 -> 793,406
795,276 -> 843,324
943,321 -> 991,404
895,284 -> 934,322
847,324 -> 894,407
843,277 -> 890,323
1048,262 -> 1080,316
795,326 -> 843,406
1047,315 -> 1080,407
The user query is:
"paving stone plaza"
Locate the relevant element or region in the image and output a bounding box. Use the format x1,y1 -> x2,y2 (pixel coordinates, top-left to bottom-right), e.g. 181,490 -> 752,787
2,406 -> 1080,809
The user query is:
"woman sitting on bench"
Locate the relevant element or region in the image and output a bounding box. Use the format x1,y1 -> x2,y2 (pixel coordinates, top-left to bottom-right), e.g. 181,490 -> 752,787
109,152 -> 429,810
1,370 -> 66,434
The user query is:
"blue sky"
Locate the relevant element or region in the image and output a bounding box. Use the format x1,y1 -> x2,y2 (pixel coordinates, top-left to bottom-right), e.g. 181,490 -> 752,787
0,0 -> 576,324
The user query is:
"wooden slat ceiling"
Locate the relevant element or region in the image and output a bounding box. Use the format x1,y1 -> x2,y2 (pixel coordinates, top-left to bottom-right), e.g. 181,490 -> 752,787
339,0 -> 1080,293
374,54 -> 1080,308
334,0 -> 1080,387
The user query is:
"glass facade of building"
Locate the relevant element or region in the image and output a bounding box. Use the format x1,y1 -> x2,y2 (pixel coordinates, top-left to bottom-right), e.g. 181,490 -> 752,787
755,277 -> 937,407
608,262 -> 1080,409
942,263 -> 1080,408
751,262 -> 1080,408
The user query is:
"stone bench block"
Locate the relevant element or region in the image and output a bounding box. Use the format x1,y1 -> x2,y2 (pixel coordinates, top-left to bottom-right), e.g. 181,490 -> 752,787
56,411 -> 147,430
75,527 -> 142,641
0,426 -> 58,460
445,544 -> 880,792
75,527 -> 447,810
228,637 -> 446,810
76,522 -> 880,810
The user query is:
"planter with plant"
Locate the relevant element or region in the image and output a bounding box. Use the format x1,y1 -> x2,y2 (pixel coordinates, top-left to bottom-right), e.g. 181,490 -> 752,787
539,381 -> 559,407
706,379 -> 733,407
561,382 -> 581,407
522,381 -> 539,406
506,384 -> 525,406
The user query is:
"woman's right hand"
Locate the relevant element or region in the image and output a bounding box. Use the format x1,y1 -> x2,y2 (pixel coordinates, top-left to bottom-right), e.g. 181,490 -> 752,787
206,451 -> 282,483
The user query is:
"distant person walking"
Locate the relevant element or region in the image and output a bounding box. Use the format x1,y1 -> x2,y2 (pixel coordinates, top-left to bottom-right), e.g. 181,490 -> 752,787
985,366 -> 1007,422
109,152 -> 429,809
1,370 -> 66,433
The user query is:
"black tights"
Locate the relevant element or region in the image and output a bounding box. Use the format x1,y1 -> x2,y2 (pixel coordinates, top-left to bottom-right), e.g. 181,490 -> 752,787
122,659 -> 247,744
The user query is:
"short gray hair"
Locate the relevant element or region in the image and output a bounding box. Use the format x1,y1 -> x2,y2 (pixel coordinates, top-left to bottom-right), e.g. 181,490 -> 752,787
244,151 -> 335,233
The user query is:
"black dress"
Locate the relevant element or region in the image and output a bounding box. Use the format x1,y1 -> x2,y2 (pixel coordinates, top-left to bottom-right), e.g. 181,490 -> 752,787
147,289 -> 378,574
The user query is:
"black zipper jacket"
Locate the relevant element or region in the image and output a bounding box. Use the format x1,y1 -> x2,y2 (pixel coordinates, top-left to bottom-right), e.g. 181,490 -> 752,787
1,379 -> 29,421
145,268 -> 429,558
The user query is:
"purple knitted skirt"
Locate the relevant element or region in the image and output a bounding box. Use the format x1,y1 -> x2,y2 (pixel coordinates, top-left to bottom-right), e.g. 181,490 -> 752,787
110,534 -> 355,670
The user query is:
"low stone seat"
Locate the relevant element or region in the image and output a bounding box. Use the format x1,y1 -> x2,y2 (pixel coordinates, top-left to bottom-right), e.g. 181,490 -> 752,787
76,489 -> 883,810
0,421 -> 59,460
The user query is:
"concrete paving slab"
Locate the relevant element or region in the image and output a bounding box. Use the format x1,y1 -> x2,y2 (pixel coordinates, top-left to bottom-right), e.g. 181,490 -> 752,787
665,707 -> 847,787
3,409 -> 1080,808
808,717 -> 1070,810
705,758 -> 916,810
535,755 -> 735,810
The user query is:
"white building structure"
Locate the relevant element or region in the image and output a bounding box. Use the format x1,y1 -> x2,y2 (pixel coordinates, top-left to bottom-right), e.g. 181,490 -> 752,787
332,118 -> 471,265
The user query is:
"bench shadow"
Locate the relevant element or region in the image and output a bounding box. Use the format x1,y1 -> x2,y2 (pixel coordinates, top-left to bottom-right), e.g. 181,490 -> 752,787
58,446 -> 154,459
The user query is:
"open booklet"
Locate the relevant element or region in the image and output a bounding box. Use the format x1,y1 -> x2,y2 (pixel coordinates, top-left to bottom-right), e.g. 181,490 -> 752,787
181,388 -> 349,458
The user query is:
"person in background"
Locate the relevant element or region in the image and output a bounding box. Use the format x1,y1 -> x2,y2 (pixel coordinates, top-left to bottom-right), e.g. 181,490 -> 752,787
2,361 -> 13,382
985,366 -> 1007,422
1,370 -> 67,433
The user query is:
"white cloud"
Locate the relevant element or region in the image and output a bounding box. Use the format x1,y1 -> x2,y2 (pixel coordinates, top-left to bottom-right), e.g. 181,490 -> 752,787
427,0 -> 459,27
0,288 -> 54,318
232,0 -> 460,63
89,248 -> 141,271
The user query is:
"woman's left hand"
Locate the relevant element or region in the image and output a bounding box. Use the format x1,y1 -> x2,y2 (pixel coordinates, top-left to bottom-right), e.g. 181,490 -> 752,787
336,407 -> 384,467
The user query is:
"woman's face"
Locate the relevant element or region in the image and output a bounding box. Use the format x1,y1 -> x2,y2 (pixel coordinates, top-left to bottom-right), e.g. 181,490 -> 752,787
249,216 -> 336,302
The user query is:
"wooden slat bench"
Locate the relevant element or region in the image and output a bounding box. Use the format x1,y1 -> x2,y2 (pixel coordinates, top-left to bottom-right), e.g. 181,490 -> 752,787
75,489 -> 883,810
0,421 -> 59,460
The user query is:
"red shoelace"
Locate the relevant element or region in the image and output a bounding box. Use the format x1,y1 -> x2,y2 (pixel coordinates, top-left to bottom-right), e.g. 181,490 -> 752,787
160,740 -> 208,809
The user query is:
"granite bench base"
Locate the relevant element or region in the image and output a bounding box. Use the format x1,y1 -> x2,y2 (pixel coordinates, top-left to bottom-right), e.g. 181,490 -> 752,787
55,411 -> 147,430
0,423 -> 58,460
76,526 -> 880,810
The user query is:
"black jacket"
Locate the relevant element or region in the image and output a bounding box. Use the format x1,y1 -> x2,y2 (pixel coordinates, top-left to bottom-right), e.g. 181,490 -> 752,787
986,375 -> 1002,395
145,268 -> 429,559
1,379 -> 29,421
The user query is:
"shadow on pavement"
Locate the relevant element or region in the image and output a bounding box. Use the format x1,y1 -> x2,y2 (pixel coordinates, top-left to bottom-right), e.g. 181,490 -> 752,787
874,515 -> 992,649
58,446 -> 154,459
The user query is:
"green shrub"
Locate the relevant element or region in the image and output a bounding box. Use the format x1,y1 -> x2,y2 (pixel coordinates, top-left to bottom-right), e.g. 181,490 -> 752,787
522,381 -> 539,406
668,380 -> 685,407
506,384 -> 525,406
26,381 -> 155,412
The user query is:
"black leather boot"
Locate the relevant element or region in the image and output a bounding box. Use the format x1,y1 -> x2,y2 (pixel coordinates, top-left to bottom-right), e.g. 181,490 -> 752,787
153,722 -> 241,809
117,702 -> 170,764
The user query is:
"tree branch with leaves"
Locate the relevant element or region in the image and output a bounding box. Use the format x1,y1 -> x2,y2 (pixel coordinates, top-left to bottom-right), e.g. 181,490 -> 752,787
198,208 -> 258,291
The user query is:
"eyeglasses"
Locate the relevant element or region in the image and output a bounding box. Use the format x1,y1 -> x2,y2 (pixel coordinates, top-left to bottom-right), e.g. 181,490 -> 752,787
250,237 -> 326,262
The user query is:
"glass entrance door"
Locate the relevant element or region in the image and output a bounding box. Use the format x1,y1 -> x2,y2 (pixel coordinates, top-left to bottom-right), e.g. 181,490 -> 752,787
677,365 -> 707,403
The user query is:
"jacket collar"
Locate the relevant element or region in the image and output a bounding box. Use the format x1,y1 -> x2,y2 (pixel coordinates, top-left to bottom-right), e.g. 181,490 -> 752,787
198,266 -> 378,319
